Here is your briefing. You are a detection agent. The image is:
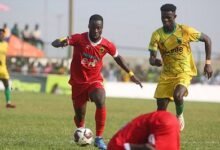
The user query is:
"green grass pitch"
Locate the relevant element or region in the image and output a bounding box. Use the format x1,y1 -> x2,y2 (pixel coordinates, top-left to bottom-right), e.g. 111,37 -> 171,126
0,91 -> 219,150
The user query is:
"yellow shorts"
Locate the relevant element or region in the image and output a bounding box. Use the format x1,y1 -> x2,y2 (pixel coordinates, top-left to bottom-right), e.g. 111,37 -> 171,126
0,67 -> 9,79
154,74 -> 192,100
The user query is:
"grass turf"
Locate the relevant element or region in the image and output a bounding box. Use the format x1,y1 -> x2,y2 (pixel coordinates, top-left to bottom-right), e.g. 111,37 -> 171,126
0,91 -> 219,150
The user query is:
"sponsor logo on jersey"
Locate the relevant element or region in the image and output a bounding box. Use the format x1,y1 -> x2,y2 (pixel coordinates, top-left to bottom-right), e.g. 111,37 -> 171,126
163,46 -> 183,56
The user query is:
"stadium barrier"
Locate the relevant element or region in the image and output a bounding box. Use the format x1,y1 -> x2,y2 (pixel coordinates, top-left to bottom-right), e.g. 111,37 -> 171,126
105,82 -> 220,103
0,74 -> 219,103
10,73 -> 47,92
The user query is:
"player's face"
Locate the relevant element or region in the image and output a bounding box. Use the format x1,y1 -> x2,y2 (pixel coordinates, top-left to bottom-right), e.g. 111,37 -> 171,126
88,20 -> 103,42
161,11 -> 176,30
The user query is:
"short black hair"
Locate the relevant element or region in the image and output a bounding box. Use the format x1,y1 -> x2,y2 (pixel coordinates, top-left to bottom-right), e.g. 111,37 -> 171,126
89,14 -> 103,23
160,4 -> 176,12
0,28 -> 5,33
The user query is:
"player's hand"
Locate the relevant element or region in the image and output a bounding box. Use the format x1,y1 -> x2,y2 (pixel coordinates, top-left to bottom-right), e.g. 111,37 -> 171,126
149,57 -> 162,67
204,64 -> 213,79
51,39 -> 67,48
155,58 -> 162,67
130,76 -> 143,88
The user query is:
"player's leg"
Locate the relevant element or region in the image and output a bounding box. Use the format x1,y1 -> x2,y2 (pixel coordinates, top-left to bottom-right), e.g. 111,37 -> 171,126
1,79 -> 16,108
73,102 -> 87,128
173,84 -> 186,115
154,77 -> 172,111
173,84 -> 187,131
89,88 -> 106,136
89,88 -> 107,150
157,98 -> 170,110
71,86 -> 88,128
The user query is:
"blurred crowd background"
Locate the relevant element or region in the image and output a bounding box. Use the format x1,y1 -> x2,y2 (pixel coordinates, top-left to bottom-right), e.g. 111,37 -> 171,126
2,22 -> 220,85
6,56 -> 220,85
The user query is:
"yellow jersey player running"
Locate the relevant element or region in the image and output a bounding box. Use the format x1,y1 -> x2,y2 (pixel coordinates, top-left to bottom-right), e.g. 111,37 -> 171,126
0,29 -> 16,108
148,4 -> 213,131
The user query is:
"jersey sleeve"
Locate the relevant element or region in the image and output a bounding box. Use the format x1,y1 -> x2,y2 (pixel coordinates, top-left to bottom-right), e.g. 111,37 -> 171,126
67,34 -> 81,46
148,31 -> 160,51
107,41 -> 118,57
184,25 -> 201,42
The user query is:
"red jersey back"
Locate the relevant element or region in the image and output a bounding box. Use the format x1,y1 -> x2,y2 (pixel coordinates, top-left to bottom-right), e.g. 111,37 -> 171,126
108,111 -> 180,150
67,32 -> 118,85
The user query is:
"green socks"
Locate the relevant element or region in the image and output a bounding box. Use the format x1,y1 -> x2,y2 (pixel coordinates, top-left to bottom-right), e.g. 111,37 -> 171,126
176,104 -> 184,116
5,87 -> 11,103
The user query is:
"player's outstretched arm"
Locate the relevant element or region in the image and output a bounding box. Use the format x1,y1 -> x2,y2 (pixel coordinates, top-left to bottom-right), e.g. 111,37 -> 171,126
199,33 -> 213,79
149,50 -> 162,67
114,55 -> 143,88
51,37 -> 68,48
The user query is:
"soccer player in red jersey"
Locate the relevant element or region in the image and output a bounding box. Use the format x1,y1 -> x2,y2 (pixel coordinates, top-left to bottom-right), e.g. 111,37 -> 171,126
108,111 -> 180,150
51,14 -> 142,150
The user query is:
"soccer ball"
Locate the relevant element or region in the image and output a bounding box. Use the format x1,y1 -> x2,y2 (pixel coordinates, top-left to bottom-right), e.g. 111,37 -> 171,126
73,127 -> 94,146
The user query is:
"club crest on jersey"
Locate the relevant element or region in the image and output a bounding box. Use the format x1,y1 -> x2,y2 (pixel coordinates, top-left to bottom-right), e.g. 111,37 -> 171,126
99,47 -> 105,54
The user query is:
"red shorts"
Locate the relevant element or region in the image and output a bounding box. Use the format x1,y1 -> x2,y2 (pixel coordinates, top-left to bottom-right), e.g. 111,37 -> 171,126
71,81 -> 104,108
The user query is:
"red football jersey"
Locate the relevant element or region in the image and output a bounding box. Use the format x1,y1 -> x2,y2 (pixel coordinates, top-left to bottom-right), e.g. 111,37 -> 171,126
108,111 -> 180,150
67,32 -> 118,85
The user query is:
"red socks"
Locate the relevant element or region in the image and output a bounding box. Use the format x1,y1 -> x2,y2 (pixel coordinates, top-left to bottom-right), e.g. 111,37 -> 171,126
73,107 -> 106,136
95,107 -> 106,136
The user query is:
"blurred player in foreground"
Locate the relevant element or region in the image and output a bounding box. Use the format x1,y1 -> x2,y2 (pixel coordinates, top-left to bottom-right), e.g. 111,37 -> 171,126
148,4 -> 213,131
51,14 -> 142,150
0,29 -> 16,108
108,110 -> 180,150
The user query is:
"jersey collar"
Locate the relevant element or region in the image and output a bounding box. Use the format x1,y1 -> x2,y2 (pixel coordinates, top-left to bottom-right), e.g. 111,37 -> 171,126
87,32 -> 102,46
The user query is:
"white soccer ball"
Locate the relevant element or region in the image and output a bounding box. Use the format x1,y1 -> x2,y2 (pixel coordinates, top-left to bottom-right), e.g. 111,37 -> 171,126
73,127 -> 94,146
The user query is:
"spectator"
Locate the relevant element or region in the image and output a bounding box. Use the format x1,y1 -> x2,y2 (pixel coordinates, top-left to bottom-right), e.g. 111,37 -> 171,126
31,24 -> 44,49
3,23 -> 11,42
43,61 -> 53,74
106,63 -> 118,82
21,24 -> 31,42
101,64 -> 109,80
134,64 -> 147,82
11,23 -> 20,38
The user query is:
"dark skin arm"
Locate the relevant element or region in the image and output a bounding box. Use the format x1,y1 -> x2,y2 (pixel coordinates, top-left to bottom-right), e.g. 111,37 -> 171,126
149,50 -> 162,67
51,38 -> 143,87
129,143 -> 155,150
199,33 -> 213,79
114,55 -> 143,88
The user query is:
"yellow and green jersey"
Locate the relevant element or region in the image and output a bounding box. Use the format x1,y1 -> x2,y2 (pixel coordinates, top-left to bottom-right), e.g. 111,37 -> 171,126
0,41 -> 8,68
148,24 -> 201,77
0,41 -> 9,79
